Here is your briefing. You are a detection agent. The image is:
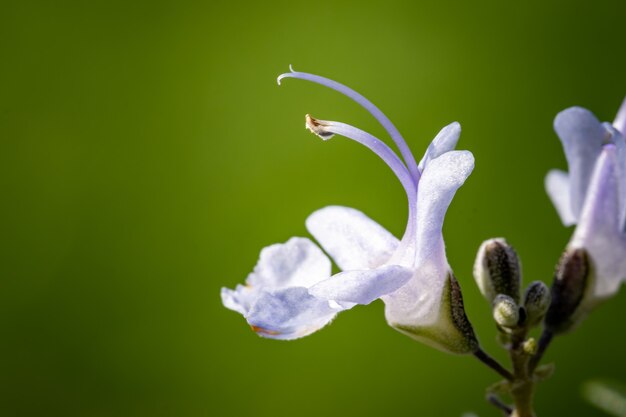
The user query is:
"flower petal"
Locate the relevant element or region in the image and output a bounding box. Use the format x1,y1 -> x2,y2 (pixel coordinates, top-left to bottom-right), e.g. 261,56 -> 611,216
417,122 -> 461,172
545,169 -> 577,226
246,237 -> 332,289
554,107 -> 606,219
245,287 -> 339,340
614,96 -> 626,136
221,285 -> 257,315
383,263 -> 447,329
306,206 -> 399,270
606,125 -> 626,232
309,265 -> 414,305
414,150 -> 475,266
570,145 -> 626,300
384,151 -> 474,327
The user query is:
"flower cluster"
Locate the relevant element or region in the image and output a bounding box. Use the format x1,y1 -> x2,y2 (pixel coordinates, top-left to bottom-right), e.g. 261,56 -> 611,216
220,68 -> 626,416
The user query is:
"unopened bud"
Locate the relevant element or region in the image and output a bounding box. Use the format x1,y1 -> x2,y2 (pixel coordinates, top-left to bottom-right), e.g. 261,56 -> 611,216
523,337 -> 537,355
545,248 -> 590,334
474,238 -> 521,304
493,294 -> 520,329
523,281 -> 552,327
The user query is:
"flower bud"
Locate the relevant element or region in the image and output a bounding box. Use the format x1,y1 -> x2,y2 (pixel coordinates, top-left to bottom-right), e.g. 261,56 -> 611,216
523,281 -> 552,327
474,238 -> 521,304
544,248 -> 591,334
523,337 -> 537,355
492,294 -> 520,330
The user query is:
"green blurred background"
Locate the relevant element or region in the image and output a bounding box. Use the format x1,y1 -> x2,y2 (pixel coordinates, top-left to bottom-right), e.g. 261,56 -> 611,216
2,0 -> 625,416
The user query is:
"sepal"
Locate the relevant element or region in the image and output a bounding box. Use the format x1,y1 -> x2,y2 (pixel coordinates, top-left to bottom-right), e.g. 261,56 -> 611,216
544,248 -> 591,334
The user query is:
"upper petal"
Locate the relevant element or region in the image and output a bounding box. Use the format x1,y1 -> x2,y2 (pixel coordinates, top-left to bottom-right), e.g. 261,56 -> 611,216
246,237 -> 332,289
570,145 -> 626,300
417,122 -> 461,172
308,265 -> 414,305
414,151 -> 475,267
245,287 -> 339,340
614,96 -> 626,136
554,107 -> 606,219
306,206 -> 399,270
545,169 -> 577,226
384,151 -> 474,327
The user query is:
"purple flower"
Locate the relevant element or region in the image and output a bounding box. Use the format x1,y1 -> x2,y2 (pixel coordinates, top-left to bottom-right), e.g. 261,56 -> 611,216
222,68 -> 477,353
545,98 -> 626,309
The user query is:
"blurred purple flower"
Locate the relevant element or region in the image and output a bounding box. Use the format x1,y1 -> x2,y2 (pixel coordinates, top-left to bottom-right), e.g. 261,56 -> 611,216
545,97 -> 626,308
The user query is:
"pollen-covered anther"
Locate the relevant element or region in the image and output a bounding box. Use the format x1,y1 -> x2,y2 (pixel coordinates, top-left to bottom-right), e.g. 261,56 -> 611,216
305,114 -> 335,140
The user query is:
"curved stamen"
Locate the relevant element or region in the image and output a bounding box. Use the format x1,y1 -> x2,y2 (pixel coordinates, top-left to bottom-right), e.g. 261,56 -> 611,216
279,66 -> 420,184
305,115 -> 417,253
306,115 -> 416,200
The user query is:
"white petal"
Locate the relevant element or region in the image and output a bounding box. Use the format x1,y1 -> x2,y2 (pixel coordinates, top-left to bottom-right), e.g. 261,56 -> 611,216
415,151 -> 475,266
245,287 -> 339,340
246,237 -> 331,289
570,145 -> 626,300
600,123 -> 626,232
383,263 -> 447,328
614,96 -> 626,136
221,285 -> 257,315
417,122 -> 461,171
309,265 -> 414,305
384,151 -> 474,327
306,206 -> 399,270
545,169 -> 577,226
607,125 -> 626,232
554,107 -> 606,219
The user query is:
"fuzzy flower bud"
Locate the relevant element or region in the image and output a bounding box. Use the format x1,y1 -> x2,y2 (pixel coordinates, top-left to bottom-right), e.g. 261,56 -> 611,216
523,281 -> 552,327
474,238 -> 522,303
544,248 -> 591,334
492,294 -> 520,330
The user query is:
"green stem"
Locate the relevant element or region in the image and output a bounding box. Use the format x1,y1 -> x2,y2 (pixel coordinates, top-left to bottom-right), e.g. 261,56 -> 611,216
474,348 -> 514,381
510,379 -> 536,417
508,331 -> 536,417
487,394 -> 513,415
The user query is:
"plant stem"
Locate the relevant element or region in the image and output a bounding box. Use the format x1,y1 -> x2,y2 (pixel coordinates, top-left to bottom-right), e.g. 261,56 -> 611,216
474,348 -> 514,381
508,331 -> 536,417
510,379 -> 536,417
487,394 -> 513,415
